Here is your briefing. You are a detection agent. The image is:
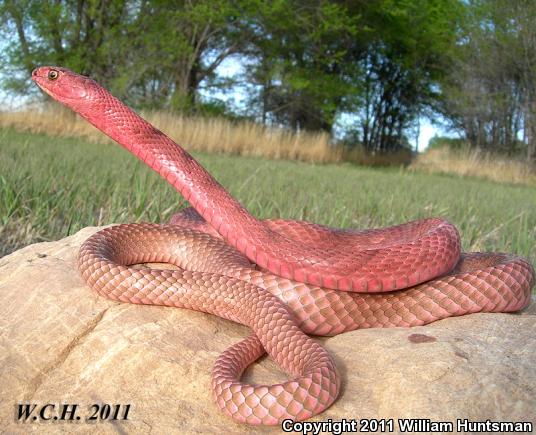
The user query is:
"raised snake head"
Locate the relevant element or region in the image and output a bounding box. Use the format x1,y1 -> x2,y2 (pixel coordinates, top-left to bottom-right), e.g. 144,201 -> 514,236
32,67 -> 97,113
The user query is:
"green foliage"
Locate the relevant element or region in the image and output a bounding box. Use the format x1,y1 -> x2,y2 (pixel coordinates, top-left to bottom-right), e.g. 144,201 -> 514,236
241,0 -> 360,133
0,0 -> 248,112
1,0 -> 131,90
344,0 -> 463,151
439,0 -> 536,160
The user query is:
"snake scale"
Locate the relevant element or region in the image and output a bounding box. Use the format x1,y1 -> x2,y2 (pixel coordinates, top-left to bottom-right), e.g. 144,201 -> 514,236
32,66 -> 534,425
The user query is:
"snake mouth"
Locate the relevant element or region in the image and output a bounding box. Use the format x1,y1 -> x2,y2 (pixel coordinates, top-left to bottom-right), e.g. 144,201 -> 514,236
31,68 -> 50,93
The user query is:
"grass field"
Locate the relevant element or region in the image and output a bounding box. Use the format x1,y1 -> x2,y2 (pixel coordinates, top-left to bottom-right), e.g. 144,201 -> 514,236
1,128 -> 534,268
2,106 -> 533,185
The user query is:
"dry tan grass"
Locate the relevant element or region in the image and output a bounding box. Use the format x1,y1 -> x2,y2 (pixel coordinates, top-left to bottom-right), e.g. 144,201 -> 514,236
150,110 -> 335,162
410,146 -> 536,185
0,105 -> 414,166
0,105 -> 333,161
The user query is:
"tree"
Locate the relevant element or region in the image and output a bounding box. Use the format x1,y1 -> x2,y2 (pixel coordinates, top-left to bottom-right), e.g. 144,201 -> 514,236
242,0 -> 359,134
440,0 -> 536,161
344,0 -> 463,151
1,0 -> 130,93
125,0 -> 252,111
0,0 -> 249,111
242,0 -> 461,149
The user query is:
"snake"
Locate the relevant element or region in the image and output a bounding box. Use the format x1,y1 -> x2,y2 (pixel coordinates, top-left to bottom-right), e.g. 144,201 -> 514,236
32,66 -> 534,426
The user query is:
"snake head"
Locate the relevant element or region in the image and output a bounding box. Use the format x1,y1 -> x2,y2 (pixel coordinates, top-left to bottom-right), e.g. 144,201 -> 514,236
32,66 -> 92,106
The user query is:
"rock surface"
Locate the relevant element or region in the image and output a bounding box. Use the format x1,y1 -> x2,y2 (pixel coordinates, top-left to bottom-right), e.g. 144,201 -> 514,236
0,226 -> 534,434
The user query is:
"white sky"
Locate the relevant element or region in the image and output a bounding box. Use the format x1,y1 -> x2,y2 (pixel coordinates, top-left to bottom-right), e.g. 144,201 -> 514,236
416,120 -> 452,151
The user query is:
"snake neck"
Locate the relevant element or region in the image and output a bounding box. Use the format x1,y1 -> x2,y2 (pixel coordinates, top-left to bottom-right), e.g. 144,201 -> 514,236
80,92 -> 272,246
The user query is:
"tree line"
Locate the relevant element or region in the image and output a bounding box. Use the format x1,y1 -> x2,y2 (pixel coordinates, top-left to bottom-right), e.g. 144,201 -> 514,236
1,0 -> 535,160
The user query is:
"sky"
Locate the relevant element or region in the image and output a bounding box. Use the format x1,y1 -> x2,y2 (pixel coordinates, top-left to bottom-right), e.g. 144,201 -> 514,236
415,121 -> 452,151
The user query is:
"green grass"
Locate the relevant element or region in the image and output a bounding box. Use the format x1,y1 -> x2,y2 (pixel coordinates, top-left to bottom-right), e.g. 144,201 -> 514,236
1,128 -> 535,269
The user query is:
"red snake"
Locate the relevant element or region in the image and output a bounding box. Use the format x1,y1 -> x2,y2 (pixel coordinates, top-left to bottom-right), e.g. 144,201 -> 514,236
32,66 -> 534,426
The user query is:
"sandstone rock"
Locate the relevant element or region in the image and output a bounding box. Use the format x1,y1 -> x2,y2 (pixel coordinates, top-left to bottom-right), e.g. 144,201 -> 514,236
0,226 -> 534,434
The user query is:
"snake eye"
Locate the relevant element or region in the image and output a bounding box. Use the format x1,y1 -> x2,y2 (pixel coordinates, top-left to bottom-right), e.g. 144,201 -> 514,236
47,70 -> 59,80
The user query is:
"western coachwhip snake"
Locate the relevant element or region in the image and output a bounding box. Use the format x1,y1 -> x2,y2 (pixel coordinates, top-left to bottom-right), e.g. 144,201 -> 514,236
32,66 -> 534,425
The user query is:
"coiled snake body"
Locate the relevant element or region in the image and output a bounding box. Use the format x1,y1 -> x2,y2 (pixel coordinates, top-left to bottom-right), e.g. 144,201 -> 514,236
32,66 -> 534,425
